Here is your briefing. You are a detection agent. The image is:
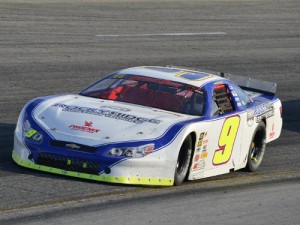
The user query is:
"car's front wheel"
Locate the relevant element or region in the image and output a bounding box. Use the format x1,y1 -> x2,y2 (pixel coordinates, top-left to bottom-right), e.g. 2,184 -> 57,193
174,135 -> 193,186
246,121 -> 266,172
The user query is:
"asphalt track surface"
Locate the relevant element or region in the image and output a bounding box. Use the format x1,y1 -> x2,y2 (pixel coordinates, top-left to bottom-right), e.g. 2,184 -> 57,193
0,0 -> 299,224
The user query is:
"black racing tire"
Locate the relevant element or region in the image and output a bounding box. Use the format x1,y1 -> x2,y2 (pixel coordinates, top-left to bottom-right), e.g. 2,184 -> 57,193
246,121 -> 266,172
174,135 -> 193,186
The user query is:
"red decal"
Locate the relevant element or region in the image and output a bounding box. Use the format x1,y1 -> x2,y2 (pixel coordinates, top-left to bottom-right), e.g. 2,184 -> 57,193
85,121 -> 93,127
269,124 -> 275,139
69,121 -> 100,133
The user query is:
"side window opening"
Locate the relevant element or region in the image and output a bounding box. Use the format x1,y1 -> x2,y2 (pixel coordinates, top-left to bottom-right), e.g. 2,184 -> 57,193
211,100 -> 219,117
232,84 -> 252,106
213,84 -> 235,115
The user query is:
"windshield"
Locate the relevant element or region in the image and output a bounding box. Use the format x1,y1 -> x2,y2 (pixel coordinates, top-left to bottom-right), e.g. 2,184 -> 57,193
80,74 -> 205,116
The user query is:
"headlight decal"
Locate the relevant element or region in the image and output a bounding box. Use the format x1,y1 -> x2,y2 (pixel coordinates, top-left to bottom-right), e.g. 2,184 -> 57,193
107,144 -> 155,158
23,124 -> 43,144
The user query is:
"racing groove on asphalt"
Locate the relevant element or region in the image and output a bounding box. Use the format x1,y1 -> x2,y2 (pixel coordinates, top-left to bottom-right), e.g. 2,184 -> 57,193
0,0 -> 299,223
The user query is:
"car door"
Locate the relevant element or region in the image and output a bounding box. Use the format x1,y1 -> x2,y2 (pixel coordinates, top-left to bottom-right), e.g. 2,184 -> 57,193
201,82 -> 245,178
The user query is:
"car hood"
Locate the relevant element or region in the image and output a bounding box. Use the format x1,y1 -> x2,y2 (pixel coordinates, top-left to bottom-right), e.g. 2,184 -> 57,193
32,94 -> 193,146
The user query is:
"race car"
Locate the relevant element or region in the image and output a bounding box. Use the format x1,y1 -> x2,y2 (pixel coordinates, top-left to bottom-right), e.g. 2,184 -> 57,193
12,66 -> 282,186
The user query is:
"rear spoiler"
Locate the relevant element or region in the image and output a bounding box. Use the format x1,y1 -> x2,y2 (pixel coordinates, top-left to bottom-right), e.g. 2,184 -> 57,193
166,65 -> 277,95
220,73 -> 277,95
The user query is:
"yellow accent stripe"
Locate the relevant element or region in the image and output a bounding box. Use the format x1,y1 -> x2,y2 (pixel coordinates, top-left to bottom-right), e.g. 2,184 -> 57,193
175,71 -> 187,77
12,152 -> 174,186
135,66 -> 214,81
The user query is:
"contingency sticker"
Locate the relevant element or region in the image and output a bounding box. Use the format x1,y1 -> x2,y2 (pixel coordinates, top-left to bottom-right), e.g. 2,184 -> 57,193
192,132 -> 209,172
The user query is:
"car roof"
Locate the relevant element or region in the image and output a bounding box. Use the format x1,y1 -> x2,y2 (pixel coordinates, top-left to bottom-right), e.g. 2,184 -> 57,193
117,66 -> 225,87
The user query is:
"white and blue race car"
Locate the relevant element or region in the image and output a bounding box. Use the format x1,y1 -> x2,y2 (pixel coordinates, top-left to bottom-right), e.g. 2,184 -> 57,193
12,66 -> 282,186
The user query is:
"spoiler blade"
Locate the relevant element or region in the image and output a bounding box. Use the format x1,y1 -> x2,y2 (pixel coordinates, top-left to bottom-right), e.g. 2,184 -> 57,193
222,73 -> 277,95
166,65 -> 277,95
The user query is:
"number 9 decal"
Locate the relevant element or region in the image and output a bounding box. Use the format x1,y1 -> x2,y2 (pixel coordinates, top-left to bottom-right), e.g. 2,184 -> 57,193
26,129 -> 37,138
213,116 -> 240,165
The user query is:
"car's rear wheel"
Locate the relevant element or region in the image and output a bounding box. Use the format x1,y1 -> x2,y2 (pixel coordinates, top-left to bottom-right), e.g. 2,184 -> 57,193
246,121 -> 266,172
174,135 -> 193,186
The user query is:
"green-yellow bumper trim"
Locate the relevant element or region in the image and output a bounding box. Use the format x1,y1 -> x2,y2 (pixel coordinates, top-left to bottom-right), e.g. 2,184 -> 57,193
12,151 -> 174,186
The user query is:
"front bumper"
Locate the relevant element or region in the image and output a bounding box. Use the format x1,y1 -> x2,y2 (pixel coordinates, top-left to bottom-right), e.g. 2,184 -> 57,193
12,133 -> 174,186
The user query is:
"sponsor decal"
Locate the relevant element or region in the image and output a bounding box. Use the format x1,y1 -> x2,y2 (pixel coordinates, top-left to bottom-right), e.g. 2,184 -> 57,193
53,103 -> 162,124
247,102 -> 274,126
193,163 -> 198,170
254,102 -> 274,122
69,121 -> 100,133
197,132 -> 207,147
192,171 -> 204,180
101,105 -> 131,112
235,97 -> 240,102
200,152 -> 208,159
237,102 -> 242,107
197,140 -> 203,147
229,86 -> 234,90
192,159 -> 205,171
200,132 -> 207,139
231,91 -> 238,97
193,131 -> 209,170
197,132 -> 208,148
194,154 -> 200,162
269,123 -> 275,139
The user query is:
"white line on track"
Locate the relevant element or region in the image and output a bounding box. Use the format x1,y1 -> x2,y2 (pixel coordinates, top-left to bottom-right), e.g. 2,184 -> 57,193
95,32 -> 227,37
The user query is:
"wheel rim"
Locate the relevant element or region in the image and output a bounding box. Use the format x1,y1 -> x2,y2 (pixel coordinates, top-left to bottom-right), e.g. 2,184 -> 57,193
250,141 -> 262,164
